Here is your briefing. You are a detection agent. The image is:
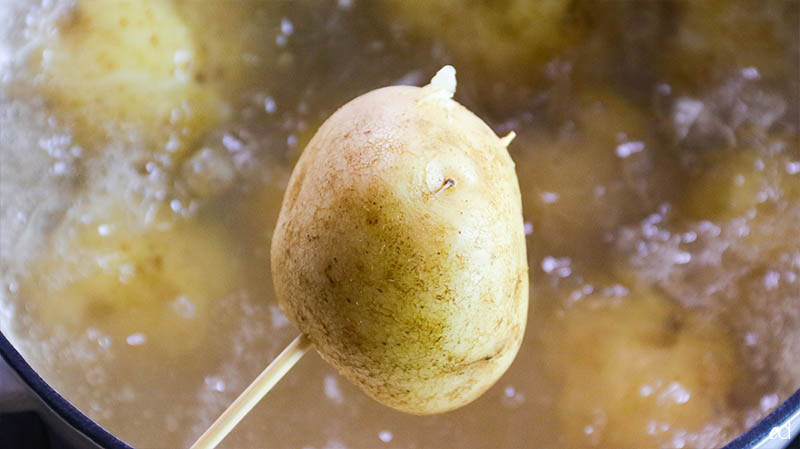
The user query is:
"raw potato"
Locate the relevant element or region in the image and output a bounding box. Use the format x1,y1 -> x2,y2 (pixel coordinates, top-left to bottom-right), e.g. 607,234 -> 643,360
540,289 -> 740,448
20,204 -> 243,360
36,0 -> 226,154
271,69 -> 529,414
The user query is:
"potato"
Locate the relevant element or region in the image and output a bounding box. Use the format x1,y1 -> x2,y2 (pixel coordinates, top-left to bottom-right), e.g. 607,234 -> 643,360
540,288 -> 740,448
666,0 -> 798,89
567,2 -> 673,93
682,148 -> 799,220
36,0 -> 227,155
512,90 -> 679,259
271,68 -> 529,414
20,204 -> 243,360
171,0 -> 278,96
386,0 -> 572,74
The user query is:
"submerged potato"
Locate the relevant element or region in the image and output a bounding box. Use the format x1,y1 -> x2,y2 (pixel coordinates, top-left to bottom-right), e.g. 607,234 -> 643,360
271,69 -> 529,414
513,90 -> 680,259
667,0 -> 798,88
387,0 -> 571,73
36,0 -> 226,153
20,205 -> 242,359
171,0 -> 278,96
682,148 -> 800,220
540,289 -> 740,448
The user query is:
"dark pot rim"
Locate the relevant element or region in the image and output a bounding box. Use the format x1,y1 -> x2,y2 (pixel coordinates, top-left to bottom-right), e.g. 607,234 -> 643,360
0,330 -> 131,449
0,329 -> 798,449
725,387 -> 800,449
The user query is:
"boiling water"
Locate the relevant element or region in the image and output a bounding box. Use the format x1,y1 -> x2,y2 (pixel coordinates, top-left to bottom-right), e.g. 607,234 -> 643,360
1,1 -> 798,448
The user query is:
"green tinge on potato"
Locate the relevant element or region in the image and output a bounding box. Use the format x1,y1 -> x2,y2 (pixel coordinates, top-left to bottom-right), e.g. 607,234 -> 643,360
271,72 -> 529,414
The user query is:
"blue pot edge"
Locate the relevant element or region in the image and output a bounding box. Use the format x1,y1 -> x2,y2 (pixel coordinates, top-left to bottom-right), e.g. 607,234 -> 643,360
0,330 -> 132,449
723,387 -> 800,449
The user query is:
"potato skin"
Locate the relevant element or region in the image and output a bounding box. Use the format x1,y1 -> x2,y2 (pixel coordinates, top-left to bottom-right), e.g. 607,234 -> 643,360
271,85 -> 528,414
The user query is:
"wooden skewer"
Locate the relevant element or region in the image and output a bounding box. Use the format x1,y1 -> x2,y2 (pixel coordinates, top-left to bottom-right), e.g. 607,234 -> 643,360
190,333 -> 312,449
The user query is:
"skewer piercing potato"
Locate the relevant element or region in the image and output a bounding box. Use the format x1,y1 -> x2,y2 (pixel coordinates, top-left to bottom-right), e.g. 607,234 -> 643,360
271,67 -> 529,414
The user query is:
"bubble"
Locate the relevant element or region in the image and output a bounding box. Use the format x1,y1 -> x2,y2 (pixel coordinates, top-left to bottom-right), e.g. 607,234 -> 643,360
378,431 -> 393,443
763,271 -> 780,290
171,296 -> 197,319
324,375 -> 344,404
541,256 -> 571,276
270,305 -> 290,329
126,333 -> 147,346
280,18 -> 293,36
615,141 -> 645,158
264,96 -> 277,114
657,382 -> 691,405
501,385 -> 525,408
322,440 -> 347,449
760,393 -> 779,412
181,147 -> 235,198
740,67 -> 760,80
222,134 -> 244,152
204,376 -> 226,392
523,222 -> 533,235
673,98 -> 704,140
540,192 -> 559,204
